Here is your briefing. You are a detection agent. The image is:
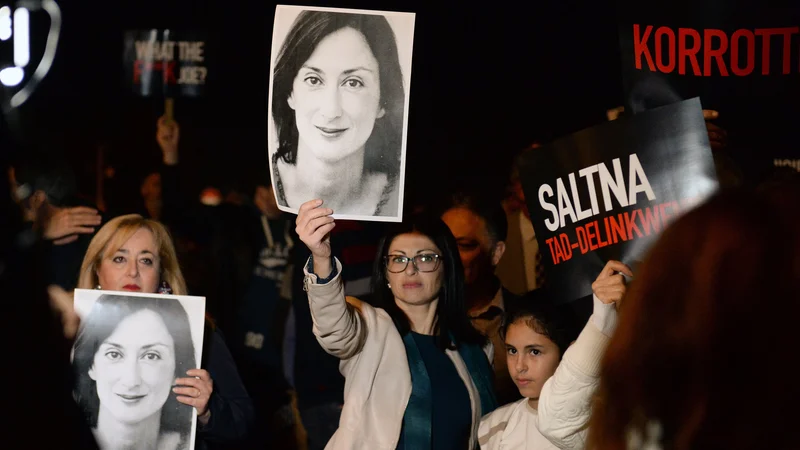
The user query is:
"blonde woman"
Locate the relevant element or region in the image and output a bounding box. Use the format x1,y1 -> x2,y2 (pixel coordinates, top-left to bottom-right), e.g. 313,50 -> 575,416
76,214 -> 254,449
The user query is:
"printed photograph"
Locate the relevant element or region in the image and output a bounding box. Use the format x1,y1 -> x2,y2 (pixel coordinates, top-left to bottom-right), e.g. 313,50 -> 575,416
71,289 -> 206,450
267,5 -> 416,222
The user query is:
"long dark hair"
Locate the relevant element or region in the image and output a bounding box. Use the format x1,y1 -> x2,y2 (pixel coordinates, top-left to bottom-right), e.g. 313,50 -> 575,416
370,213 -> 487,350
271,10 -> 405,179
72,294 -> 196,437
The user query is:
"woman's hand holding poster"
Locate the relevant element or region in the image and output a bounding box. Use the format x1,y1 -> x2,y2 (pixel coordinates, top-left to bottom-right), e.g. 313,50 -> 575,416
71,289 -> 206,450
519,98 -> 719,303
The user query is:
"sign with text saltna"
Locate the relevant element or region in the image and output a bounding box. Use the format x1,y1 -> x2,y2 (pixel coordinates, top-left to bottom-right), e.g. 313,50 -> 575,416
519,98 -> 719,303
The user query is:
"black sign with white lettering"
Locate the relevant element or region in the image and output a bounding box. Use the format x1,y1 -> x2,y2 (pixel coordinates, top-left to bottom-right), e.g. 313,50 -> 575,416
519,98 -> 719,303
617,1 -> 800,182
123,30 -> 208,97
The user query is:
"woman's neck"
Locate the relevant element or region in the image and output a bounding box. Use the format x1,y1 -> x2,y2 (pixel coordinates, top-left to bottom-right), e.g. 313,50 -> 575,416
294,141 -> 366,211
95,407 -> 161,450
396,298 -> 439,335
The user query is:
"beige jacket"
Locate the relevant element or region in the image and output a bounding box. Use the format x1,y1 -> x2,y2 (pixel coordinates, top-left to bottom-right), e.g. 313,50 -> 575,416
304,258 -> 492,450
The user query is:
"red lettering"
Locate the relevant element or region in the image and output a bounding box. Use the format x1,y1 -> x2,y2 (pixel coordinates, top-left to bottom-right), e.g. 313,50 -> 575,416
659,201 -> 677,226
634,24 -> 656,71
754,28 -> 799,75
655,26 -> 676,73
560,234 -> 573,260
678,28 -> 702,75
586,222 -> 599,251
575,227 -> 589,254
625,211 -> 644,239
779,27 -> 798,74
163,61 -> 177,84
552,237 -> 565,264
545,237 -> 558,264
704,29 -> 729,76
609,214 -> 626,244
641,206 -> 662,235
730,29 -> 756,76
601,217 -> 612,248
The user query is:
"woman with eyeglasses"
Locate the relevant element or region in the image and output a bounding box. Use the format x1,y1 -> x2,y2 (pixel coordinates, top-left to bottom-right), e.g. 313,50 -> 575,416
296,199 -> 497,450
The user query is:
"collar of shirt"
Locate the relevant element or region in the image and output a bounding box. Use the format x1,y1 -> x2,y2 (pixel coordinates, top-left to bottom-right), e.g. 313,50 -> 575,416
470,287 -> 506,320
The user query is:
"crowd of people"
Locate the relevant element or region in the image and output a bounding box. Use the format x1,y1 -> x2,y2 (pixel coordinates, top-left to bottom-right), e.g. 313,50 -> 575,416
4,102 -> 799,449
3,8 -> 800,450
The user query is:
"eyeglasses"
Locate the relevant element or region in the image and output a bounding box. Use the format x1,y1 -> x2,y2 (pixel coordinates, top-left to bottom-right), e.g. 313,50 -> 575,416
384,254 -> 441,273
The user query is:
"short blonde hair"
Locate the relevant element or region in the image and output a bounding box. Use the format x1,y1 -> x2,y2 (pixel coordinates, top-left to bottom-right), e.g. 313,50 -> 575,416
77,214 -> 187,295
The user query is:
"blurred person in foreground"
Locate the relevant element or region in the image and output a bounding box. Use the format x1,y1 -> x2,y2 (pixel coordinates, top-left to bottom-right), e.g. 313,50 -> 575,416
588,179 -> 800,450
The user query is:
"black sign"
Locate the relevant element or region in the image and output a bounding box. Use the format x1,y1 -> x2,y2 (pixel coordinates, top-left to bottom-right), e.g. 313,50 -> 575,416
123,30 -> 207,97
519,98 -> 719,303
617,0 -> 800,183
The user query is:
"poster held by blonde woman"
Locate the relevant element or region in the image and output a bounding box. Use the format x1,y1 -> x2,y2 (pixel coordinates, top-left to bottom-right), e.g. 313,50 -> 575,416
268,5 -> 415,222
72,289 -> 206,450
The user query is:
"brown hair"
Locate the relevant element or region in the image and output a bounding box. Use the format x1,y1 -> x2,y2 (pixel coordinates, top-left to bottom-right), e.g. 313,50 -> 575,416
588,184 -> 800,449
78,214 -> 187,295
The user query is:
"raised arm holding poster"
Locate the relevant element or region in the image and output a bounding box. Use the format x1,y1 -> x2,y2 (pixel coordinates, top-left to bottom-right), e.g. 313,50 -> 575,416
267,5 -> 415,222
519,98 -> 718,303
71,289 -> 206,450
617,0 -> 800,184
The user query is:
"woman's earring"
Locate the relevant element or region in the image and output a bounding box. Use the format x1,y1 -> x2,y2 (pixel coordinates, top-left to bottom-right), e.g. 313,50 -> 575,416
387,283 -> 391,288
95,285 -> 101,290
158,281 -> 173,294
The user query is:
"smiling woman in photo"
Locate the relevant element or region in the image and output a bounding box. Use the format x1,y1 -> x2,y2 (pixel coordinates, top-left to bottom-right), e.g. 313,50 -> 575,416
72,294 -> 196,450
271,10 -> 406,217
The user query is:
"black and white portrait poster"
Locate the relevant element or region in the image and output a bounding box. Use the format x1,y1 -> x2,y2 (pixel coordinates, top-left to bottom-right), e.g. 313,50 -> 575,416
267,5 -> 415,222
519,98 -> 719,303
71,289 -> 206,450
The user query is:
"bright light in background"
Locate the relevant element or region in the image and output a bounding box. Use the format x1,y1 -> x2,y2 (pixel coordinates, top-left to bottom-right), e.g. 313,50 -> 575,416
0,66 -> 24,86
13,7 -> 29,67
0,6 -> 11,41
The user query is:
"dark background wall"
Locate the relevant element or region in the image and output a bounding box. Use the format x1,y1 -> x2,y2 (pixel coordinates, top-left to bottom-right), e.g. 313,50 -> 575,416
2,0 -> 624,211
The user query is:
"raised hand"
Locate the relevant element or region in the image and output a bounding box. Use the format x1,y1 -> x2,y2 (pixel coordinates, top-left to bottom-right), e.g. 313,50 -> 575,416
296,199 -> 335,277
43,206 -> 102,245
591,260 -> 633,307
156,115 -> 180,165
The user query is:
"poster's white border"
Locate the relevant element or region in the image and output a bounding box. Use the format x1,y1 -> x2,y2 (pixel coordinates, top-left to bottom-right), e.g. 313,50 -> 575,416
72,289 -> 207,449
267,4 -> 416,222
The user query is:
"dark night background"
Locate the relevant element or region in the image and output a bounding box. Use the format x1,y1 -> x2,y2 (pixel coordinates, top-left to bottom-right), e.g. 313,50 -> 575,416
2,0 -> 623,211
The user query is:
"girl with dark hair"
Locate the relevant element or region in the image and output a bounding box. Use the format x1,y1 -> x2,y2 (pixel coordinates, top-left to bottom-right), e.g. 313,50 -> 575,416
270,10 -> 406,217
478,261 -> 631,450
72,294 -> 196,449
296,199 -> 497,449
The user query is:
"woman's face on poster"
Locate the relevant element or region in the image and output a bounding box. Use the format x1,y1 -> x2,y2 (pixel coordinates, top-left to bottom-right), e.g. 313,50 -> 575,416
288,26 -> 385,164
89,309 -> 176,424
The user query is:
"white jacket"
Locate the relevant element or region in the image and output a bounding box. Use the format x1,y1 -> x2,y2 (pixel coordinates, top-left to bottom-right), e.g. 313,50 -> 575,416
304,258 -> 492,450
478,296 -> 616,449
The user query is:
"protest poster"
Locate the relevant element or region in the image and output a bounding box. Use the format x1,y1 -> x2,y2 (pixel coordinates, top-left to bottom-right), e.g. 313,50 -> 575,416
71,289 -> 206,450
617,0 -> 800,184
123,30 -> 208,97
267,5 -> 415,222
519,98 -> 719,303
